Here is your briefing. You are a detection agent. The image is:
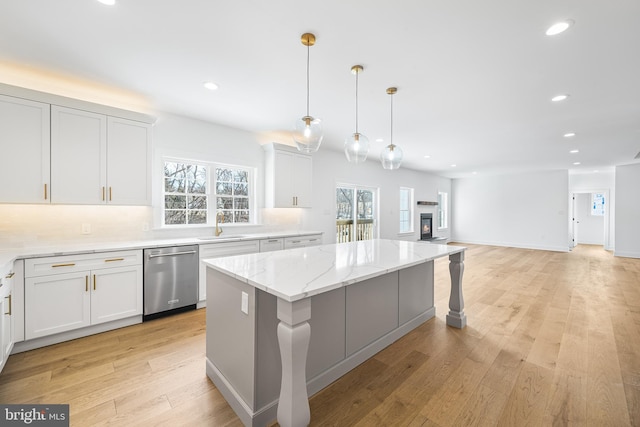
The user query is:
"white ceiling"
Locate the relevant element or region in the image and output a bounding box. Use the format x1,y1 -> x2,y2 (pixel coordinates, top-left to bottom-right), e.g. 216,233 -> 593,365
1,0 -> 639,178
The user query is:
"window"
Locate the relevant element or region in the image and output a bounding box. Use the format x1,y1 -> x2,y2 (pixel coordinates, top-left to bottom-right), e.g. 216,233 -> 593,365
336,184 -> 378,242
438,191 -> 448,229
215,167 -> 250,223
163,159 -> 253,226
164,161 -> 208,225
399,187 -> 414,233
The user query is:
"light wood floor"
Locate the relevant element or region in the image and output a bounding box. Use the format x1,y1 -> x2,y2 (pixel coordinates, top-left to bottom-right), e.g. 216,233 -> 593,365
1,244 -> 639,426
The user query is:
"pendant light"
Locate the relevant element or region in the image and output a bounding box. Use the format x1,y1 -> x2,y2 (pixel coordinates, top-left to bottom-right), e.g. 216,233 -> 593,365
293,33 -> 323,153
344,65 -> 369,163
380,87 -> 403,170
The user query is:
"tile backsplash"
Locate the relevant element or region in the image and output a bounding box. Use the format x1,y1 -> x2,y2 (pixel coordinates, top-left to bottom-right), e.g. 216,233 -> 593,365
0,205 -> 305,249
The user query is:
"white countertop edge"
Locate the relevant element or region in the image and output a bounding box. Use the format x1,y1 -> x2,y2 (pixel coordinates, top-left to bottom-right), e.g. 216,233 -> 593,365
0,230 -> 324,268
204,240 -> 466,302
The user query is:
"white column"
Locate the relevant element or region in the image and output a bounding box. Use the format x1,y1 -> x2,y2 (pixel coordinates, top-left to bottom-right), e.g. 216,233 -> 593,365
277,298 -> 311,427
446,251 -> 467,328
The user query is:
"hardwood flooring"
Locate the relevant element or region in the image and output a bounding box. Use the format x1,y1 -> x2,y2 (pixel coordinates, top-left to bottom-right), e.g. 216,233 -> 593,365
1,244 -> 639,426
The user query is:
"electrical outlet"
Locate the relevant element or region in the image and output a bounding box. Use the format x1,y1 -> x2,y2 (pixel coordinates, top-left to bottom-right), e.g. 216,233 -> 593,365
241,291 -> 249,315
142,221 -> 150,232
81,223 -> 91,235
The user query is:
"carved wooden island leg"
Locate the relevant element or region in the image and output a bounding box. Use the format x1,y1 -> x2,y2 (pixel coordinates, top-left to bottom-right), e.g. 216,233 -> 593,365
446,251 -> 467,328
276,298 -> 311,427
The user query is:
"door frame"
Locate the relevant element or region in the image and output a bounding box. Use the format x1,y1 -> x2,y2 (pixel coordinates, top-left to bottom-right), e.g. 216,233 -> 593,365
569,188 -> 610,250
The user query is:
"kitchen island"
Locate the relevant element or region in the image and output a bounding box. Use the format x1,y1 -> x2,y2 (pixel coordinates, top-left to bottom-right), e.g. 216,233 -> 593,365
203,239 -> 466,427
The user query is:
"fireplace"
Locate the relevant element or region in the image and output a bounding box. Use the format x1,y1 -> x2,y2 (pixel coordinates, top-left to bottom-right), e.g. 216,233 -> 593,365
420,213 -> 433,240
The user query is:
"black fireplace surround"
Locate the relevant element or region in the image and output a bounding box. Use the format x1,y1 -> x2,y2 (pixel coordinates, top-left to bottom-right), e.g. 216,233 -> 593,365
420,213 -> 433,240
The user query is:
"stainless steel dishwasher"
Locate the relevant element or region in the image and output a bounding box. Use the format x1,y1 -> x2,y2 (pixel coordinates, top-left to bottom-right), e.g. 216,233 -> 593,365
143,245 -> 198,320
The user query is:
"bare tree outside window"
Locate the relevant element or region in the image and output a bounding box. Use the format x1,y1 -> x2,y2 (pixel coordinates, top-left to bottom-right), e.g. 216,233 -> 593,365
164,162 -> 208,225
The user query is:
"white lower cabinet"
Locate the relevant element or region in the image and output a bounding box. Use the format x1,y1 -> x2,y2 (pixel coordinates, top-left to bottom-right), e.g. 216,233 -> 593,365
24,250 -> 142,340
259,238 -> 284,252
0,267 -> 15,372
199,240 -> 260,304
284,234 -> 323,249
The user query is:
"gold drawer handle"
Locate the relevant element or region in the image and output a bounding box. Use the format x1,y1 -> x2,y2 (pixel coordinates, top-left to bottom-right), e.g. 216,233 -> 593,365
105,258 -> 124,263
5,272 -> 15,279
5,294 -> 11,316
52,263 -> 75,268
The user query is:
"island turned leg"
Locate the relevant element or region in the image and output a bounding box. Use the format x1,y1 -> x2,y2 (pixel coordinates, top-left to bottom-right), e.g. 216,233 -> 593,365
446,251 -> 467,328
277,298 -> 311,427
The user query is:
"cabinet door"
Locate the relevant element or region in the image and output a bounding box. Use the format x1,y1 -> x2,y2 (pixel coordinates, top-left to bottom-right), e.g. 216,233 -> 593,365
2,291 -> 12,362
91,265 -> 142,325
0,95 -> 50,203
25,271 -> 91,339
199,241 -> 260,303
107,117 -> 151,205
274,150 -> 295,207
51,105 -> 107,204
292,154 -> 313,208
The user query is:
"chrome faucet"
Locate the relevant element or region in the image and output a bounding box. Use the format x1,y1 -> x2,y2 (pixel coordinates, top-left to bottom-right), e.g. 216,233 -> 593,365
215,211 -> 224,236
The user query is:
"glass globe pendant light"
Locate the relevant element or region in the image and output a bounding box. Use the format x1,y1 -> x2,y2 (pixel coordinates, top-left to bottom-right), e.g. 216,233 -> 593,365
380,87 -> 403,170
293,33 -> 323,153
344,65 -> 369,163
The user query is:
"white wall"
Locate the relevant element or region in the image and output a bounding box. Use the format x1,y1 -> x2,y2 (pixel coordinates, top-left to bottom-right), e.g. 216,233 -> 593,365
569,170 -> 614,250
300,148 -> 451,244
614,163 -> 640,258
574,193 -> 604,245
451,170 -> 569,252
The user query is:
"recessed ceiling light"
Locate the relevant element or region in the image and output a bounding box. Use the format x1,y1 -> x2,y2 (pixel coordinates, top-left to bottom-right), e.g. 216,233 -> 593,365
552,94 -> 569,102
593,170 -> 599,173
546,20 -> 574,36
573,162 -> 581,166
472,171 -> 478,175
423,155 -> 431,159
375,138 -> 384,143
564,132 -> 576,138
451,164 -> 457,168
570,149 -> 579,154
203,82 -> 219,91
97,0 -> 116,5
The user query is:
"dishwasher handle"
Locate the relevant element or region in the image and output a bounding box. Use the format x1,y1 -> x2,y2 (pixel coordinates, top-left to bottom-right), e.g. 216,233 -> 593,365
147,250 -> 197,259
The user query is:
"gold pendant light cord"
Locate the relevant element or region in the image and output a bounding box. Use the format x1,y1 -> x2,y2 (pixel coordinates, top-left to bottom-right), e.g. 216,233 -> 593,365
390,90 -> 394,147
355,69 -> 359,134
306,41 -> 310,117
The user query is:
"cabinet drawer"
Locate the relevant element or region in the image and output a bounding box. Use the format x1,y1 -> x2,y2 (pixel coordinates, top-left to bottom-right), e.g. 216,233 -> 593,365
25,250 -> 142,278
284,235 -> 322,249
259,238 -> 284,253
200,240 -> 260,259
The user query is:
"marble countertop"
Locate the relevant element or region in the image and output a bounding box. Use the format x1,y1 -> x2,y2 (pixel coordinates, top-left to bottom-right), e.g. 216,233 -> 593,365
203,239 -> 466,302
0,230 -> 323,271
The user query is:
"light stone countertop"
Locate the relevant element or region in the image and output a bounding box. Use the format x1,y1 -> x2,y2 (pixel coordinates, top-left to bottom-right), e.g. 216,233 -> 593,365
0,231 -> 323,271
203,238 -> 466,302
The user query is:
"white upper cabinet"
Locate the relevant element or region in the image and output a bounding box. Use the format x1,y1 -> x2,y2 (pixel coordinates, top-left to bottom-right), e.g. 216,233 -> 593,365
264,143 -> 313,208
107,117 -> 151,205
51,106 -> 107,204
0,95 -> 51,203
50,106 -> 151,205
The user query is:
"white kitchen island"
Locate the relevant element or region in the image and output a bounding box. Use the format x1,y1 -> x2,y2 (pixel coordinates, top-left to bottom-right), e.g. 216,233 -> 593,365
203,239 -> 466,427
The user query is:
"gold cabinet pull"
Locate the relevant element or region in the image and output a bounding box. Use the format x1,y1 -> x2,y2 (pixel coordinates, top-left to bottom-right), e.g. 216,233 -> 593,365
52,263 -> 75,268
109,187 -> 112,201
44,183 -> 48,200
102,186 -> 105,201
5,294 -> 11,316
5,272 -> 15,279
85,276 -> 89,292
93,274 -> 96,290
105,258 -> 124,263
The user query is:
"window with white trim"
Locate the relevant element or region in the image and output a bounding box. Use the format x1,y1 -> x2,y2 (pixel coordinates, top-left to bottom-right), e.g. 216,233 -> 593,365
399,187 -> 414,233
438,191 -> 448,229
163,159 -> 253,226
